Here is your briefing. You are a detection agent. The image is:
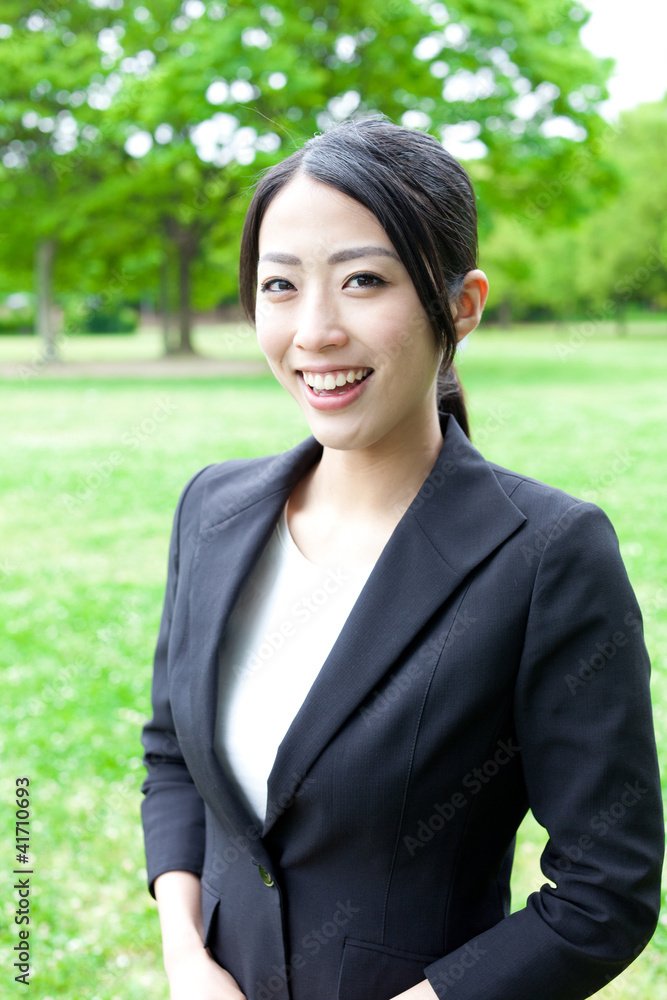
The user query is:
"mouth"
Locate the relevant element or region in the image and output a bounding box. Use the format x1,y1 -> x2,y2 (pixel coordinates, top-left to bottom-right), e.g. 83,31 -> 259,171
298,367 -> 374,397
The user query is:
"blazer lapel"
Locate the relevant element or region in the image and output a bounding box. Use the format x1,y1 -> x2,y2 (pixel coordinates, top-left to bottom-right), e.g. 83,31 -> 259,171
182,435 -> 324,847
263,414 -> 526,835
181,412 -> 526,845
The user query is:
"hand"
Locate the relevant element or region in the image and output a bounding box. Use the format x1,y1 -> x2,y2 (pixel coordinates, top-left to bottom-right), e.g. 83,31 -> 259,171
166,946 -> 247,1000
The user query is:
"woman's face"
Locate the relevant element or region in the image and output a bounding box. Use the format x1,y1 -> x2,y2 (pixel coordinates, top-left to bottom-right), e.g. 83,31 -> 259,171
255,172 -> 443,454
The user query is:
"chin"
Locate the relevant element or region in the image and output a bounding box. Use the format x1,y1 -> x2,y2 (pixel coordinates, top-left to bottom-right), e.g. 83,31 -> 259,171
303,418 -> 380,452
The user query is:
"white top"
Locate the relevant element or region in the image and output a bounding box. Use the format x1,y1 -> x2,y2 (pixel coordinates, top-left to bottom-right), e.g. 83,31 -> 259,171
214,503 -> 375,823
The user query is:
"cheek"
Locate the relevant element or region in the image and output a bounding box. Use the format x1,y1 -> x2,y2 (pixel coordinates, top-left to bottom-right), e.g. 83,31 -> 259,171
255,313 -> 290,362
254,294 -> 271,344
399,296 -> 433,342
254,286 -> 294,335
368,299 -> 436,368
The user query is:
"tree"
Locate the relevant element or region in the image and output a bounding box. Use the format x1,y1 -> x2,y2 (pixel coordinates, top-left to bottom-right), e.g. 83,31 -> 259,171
572,97 -> 667,325
480,97 -> 667,325
1,0 -> 615,353
0,1 -> 126,360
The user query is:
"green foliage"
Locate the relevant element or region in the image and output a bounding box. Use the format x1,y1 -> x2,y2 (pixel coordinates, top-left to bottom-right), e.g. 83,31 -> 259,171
0,2 -> 121,280
0,299 -> 33,332
63,296 -> 139,333
0,0 -> 616,348
481,97 -> 667,321
573,98 -> 667,313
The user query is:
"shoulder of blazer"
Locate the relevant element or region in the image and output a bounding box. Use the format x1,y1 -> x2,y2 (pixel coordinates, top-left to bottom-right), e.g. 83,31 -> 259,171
486,461 -> 624,579
489,460 -> 596,522
176,433 -> 323,539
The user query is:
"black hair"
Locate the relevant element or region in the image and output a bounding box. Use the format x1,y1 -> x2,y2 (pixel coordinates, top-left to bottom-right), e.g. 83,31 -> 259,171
239,115 -> 480,437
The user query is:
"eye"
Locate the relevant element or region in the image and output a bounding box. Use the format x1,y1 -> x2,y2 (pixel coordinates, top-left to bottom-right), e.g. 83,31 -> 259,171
259,278 -> 295,293
346,272 -> 387,289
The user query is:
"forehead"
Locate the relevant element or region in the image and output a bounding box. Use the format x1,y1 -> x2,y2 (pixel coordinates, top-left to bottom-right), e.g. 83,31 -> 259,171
257,172 -> 393,256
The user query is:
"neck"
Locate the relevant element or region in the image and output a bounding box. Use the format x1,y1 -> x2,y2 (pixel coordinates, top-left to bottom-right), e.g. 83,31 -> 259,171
303,405 -> 445,523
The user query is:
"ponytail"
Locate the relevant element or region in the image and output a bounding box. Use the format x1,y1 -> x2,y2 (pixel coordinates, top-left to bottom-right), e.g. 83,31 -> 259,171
436,362 -> 469,439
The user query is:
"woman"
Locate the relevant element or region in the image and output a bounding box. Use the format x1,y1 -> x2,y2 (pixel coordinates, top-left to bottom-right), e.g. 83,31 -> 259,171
140,117 -> 663,1000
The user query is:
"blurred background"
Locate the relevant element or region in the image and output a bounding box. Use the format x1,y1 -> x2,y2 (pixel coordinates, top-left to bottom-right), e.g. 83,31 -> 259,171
1,1 -> 665,997
1,0 -> 666,355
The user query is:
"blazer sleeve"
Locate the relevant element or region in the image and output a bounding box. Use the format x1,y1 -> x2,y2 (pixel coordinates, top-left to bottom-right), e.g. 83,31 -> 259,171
140,468 -> 211,898
424,501 -> 664,1000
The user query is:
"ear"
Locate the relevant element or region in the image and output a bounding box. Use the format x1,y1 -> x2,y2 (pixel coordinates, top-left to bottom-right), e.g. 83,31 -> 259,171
452,269 -> 489,342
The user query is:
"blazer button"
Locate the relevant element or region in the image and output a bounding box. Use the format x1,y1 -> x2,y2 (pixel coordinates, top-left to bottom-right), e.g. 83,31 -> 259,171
258,865 -> 274,887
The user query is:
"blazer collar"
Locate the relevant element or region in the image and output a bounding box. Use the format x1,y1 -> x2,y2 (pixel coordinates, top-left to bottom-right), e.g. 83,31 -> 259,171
184,412 -> 527,841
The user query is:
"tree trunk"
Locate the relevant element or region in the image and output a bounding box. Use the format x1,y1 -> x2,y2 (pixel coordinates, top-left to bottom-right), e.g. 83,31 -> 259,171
615,302 -> 628,337
160,251 -> 173,354
35,239 -> 57,362
164,217 -> 200,355
176,240 -> 195,354
498,298 -> 512,328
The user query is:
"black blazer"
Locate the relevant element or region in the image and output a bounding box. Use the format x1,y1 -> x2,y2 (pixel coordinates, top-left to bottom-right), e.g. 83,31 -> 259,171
141,411 -> 663,1000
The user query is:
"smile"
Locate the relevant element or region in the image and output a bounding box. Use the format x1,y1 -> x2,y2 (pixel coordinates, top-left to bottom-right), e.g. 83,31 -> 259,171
300,368 -> 373,395
297,367 -> 374,411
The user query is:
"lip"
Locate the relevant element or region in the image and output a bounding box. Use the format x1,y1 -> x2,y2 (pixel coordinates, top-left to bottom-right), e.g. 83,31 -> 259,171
296,364 -> 372,374
297,369 -> 374,411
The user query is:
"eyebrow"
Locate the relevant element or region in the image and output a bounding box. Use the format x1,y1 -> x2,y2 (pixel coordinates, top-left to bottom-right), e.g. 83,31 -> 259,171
258,245 -> 401,266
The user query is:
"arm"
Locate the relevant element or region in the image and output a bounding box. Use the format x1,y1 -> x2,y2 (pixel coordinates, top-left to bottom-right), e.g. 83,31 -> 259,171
155,871 -> 246,999
155,870 -> 205,969
422,502 -> 663,1000
140,471 -> 210,894
139,470 -> 244,997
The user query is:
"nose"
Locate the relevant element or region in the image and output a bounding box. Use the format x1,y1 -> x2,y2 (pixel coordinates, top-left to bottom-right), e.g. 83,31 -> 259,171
292,285 -> 349,353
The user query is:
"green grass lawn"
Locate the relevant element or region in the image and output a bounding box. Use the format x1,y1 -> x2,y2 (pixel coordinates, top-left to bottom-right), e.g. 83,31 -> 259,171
1,327 -> 665,998
0,324 -> 265,365
0,312 -> 665,367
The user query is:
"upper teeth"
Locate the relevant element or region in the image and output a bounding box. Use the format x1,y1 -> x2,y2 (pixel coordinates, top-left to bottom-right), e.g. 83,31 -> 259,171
302,368 -> 371,390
